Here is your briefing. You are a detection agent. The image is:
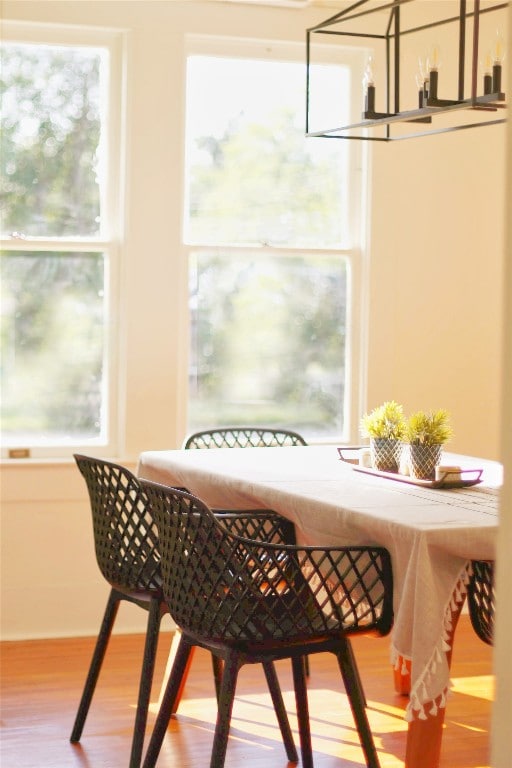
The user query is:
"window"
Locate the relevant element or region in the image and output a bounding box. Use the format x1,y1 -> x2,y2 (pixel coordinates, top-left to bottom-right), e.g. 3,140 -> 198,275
184,39 -> 368,441
0,24 -> 123,457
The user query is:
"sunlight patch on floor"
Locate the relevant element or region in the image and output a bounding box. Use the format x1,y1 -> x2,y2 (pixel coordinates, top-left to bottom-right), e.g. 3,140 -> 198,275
450,675 -> 494,702
148,687 -> 409,765
447,721 -> 489,734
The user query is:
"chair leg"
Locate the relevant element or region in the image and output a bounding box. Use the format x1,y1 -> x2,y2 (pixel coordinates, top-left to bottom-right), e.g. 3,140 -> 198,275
291,655 -> 314,768
70,589 -> 120,742
346,639 -> 367,707
129,599 -> 166,768
211,654 -> 223,703
159,629 -> 194,714
210,650 -> 241,768
262,661 -> 298,763
335,641 -> 380,768
142,635 -> 195,768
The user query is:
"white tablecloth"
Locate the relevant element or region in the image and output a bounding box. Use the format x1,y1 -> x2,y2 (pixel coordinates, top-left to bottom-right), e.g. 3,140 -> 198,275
137,444 -> 500,720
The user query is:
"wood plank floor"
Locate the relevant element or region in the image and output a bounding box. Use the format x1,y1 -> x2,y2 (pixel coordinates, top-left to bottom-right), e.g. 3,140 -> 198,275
1,614 -> 493,768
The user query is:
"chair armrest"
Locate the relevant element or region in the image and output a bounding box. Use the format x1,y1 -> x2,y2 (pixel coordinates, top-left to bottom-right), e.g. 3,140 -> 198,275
212,513 -> 393,637
213,510 -> 297,545
217,531 -> 394,638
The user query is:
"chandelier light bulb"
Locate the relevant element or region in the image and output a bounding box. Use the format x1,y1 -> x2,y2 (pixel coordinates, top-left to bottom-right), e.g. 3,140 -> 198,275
418,56 -> 428,82
427,44 -> 442,72
483,51 -> 493,94
492,30 -> 506,93
493,31 -> 506,64
363,56 -> 375,88
426,44 -> 441,100
418,56 -> 429,101
415,72 -> 425,108
363,56 -> 376,114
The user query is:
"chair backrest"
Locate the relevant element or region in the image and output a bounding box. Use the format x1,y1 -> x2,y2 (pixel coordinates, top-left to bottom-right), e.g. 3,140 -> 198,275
183,427 -> 308,450
140,479 -> 393,645
467,560 -> 494,646
74,454 -> 161,596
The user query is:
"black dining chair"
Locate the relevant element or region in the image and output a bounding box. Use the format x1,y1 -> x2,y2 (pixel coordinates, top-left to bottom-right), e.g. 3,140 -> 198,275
183,425 -> 308,450
140,480 -> 394,768
71,455 -> 296,765
467,560 -> 495,646
184,424 -> 314,679
70,455 -> 169,768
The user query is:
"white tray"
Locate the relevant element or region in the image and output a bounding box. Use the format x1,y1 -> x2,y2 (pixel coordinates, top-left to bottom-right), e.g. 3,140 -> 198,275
337,449 -> 483,489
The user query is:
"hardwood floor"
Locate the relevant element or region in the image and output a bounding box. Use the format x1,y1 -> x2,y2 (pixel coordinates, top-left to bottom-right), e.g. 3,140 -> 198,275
1,614 -> 493,768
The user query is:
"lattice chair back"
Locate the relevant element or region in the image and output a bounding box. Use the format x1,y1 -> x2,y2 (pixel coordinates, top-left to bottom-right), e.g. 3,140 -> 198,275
183,426 -> 308,450
74,454 -> 161,596
468,560 -> 495,646
141,481 -> 393,645
72,455 -> 169,768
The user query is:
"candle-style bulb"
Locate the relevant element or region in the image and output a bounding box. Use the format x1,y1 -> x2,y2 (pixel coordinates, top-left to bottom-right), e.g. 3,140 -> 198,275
493,31 -> 506,64
363,56 -> 375,115
427,44 -> 442,72
418,56 -> 429,100
415,72 -> 424,108
483,50 -> 493,95
363,56 -> 375,88
492,30 -> 506,93
427,45 -> 441,100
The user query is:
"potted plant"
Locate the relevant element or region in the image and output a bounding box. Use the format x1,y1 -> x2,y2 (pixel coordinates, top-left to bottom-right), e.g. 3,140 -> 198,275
405,409 -> 453,479
360,400 -> 406,472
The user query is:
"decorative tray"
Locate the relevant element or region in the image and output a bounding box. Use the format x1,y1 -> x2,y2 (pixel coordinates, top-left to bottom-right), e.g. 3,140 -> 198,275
337,449 -> 483,489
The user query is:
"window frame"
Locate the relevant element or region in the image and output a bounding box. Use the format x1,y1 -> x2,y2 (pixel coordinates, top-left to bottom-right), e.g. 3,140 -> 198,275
182,35 -> 370,444
0,21 -> 126,459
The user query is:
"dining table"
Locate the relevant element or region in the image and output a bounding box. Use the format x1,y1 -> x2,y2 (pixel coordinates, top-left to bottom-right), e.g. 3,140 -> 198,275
137,443 -> 501,768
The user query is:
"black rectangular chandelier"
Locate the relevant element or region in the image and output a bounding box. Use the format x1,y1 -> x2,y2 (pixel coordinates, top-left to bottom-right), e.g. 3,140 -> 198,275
306,0 -> 508,141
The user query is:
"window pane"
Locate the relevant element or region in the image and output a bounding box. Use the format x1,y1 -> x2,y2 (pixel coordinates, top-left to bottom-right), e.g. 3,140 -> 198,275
0,43 -> 105,237
189,250 -> 348,438
0,251 -> 107,445
185,56 -> 351,249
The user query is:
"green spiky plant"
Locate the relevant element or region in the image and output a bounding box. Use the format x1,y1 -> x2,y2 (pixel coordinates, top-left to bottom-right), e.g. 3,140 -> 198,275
360,401 -> 407,440
405,409 -> 453,446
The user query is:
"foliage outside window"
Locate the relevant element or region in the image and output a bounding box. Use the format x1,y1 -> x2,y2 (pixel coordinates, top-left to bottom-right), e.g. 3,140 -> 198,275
0,33 -> 117,455
185,49 -> 365,440
1,43 -> 103,237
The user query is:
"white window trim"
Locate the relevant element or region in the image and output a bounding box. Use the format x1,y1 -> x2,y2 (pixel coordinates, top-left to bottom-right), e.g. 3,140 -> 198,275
0,21 -> 126,459
182,35 -> 370,444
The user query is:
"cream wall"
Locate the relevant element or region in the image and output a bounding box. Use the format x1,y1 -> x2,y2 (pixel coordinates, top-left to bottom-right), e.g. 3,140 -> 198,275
368,127 -> 506,457
0,0 -> 508,640
492,7 -> 512,764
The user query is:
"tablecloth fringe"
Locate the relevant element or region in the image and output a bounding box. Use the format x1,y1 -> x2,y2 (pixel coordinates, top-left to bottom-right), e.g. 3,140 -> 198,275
400,562 -> 471,722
